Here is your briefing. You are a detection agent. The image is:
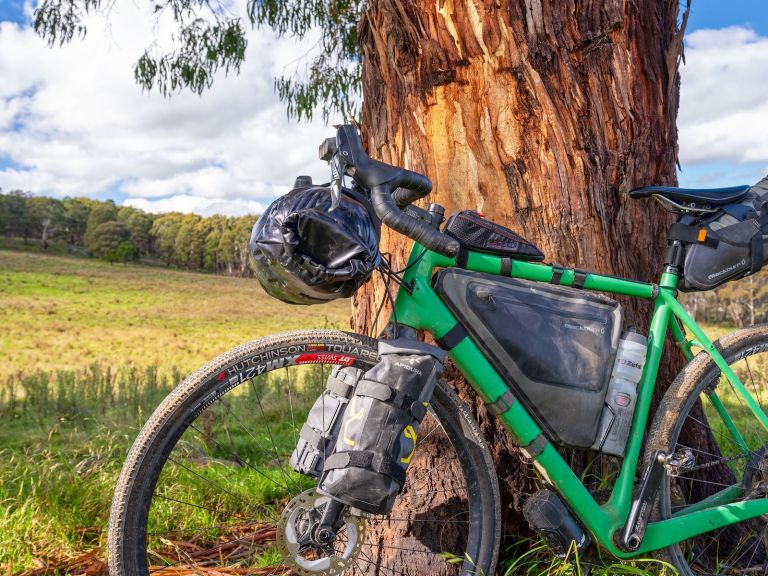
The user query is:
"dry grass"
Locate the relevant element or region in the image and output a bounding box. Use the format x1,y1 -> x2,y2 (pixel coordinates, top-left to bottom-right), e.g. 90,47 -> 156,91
0,250 -> 351,380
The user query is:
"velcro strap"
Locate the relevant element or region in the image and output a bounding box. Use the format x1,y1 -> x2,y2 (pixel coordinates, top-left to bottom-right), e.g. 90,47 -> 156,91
520,432 -> 549,459
326,376 -> 355,398
550,265 -> 564,285
436,323 -> 468,351
300,423 -> 330,451
324,450 -> 406,485
668,222 -> 719,248
751,232 -> 764,274
500,257 -> 512,277
486,389 -> 516,416
572,269 -> 588,289
455,248 -> 469,268
355,380 -> 424,419
355,379 -> 395,402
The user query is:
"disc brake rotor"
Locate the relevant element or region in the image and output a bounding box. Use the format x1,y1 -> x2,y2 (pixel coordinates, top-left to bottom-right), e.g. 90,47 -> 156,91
277,489 -> 365,576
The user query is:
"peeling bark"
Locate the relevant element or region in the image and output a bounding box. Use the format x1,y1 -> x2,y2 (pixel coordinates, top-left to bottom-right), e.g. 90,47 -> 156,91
352,0 -> 687,558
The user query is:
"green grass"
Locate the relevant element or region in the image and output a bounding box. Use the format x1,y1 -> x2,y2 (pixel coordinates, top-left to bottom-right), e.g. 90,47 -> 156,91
0,249 -> 351,573
0,249 -> 756,575
0,249 -> 350,380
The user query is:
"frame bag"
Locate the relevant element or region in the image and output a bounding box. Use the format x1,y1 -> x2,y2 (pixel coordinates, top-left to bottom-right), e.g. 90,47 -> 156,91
681,176 -> 768,291
318,339 -> 445,514
434,269 -> 623,448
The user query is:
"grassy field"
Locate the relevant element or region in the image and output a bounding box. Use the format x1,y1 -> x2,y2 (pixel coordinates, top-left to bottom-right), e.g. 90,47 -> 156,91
0,247 -> 753,576
0,249 -> 350,379
0,249 -> 351,573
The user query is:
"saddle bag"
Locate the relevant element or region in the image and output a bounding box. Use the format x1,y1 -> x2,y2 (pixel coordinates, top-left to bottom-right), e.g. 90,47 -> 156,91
434,269 -> 623,448
680,176 -> 768,292
290,366 -> 363,478
444,210 -> 545,261
318,338 -> 445,514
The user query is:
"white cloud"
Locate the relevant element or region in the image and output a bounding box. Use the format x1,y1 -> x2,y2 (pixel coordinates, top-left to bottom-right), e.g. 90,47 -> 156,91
124,194 -> 265,217
0,2 -> 334,215
679,26 -> 768,166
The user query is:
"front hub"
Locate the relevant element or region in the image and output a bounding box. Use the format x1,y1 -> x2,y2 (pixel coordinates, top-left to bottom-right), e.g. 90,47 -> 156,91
276,489 -> 365,576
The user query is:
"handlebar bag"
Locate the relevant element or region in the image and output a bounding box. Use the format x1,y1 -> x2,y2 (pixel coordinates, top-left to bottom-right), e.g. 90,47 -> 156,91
434,269 -> 622,448
249,185 -> 380,305
680,176 -> 768,291
318,338 -> 445,514
290,365 -> 363,478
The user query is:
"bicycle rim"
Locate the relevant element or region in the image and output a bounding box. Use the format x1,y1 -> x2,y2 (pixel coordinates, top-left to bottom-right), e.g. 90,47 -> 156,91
108,330 -> 499,576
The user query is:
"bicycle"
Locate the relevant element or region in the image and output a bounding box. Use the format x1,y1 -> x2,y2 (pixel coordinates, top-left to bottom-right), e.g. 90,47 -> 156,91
108,125 -> 768,576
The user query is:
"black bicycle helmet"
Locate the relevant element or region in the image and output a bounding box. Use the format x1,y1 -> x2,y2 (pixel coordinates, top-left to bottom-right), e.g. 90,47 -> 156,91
249,185 -> 380,305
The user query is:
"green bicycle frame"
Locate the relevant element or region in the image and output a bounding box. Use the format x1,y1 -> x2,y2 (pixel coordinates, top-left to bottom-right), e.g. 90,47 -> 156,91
390,243 -> 768,558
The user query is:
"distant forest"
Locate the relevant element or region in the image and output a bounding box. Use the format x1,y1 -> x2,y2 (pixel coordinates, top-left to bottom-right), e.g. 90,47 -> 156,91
0,189 -> 257,275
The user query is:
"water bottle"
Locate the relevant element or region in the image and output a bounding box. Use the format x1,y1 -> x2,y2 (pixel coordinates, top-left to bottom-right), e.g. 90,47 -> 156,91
590,328 -> 647,457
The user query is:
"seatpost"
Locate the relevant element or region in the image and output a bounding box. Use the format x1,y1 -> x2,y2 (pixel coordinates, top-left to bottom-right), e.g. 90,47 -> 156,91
663,214 -> 695,275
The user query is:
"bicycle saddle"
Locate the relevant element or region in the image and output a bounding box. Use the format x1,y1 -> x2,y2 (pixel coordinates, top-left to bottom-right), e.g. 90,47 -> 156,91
629,185 -> 750,206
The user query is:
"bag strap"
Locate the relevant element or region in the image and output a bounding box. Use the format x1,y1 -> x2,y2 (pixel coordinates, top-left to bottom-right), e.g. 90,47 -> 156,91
323,450 -> 407,485
341,186 -> 382,241
668,222 -> 720,248
355,380 -> 427,420
750,211 -> 768,274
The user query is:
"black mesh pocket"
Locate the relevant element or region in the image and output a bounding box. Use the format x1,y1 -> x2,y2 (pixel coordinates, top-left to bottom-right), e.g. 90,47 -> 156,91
444,210 -> 544,261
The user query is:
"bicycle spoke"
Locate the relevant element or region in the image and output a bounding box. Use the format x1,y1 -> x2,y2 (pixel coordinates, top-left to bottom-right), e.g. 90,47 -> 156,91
166,456 -> 268,516
188,423 -> 292,492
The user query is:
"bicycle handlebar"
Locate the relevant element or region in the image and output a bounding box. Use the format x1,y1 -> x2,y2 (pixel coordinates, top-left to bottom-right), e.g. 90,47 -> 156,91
370,185 -> 459,257
332,125 -> 459,258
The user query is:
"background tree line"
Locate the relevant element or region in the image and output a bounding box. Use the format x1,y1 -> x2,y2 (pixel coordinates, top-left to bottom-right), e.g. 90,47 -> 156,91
681,273 -> 768,328
0,189 -> 257,275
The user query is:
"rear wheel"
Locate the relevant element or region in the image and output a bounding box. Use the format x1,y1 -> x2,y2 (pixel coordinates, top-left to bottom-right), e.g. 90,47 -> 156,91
108,330 -> 501,576
646,325 -> 768,575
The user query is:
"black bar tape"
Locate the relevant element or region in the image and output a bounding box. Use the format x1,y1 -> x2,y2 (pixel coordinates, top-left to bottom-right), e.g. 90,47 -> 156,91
500,257 -> 512,277
436,323 -> 468,351
370,185 -> 459,258
550,265 -> 564,284
486,389 -> 516,416
520,433 -> 549,459
572,269 -> 588,289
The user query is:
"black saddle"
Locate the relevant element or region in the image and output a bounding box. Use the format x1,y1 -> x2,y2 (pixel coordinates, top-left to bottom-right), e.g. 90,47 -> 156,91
629,185 -> 750,207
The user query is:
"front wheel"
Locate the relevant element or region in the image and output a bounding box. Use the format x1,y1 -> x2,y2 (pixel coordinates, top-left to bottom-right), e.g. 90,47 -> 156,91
646,325 -> 768,575
108,330 -> 501,576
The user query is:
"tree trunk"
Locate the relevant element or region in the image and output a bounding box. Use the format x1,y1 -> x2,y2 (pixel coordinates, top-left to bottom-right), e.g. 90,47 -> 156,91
352,0 -> 688,565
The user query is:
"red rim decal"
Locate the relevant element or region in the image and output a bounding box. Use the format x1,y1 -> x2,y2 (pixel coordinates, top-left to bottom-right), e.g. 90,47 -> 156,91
295,353 -> 355,366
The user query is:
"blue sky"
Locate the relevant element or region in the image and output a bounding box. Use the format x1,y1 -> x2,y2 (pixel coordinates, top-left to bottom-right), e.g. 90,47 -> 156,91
0,0 -> 766,214
686,0 -> 767,35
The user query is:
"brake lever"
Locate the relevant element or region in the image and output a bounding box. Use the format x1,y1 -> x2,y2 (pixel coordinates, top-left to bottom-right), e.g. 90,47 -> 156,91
329,154 -> 343,211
